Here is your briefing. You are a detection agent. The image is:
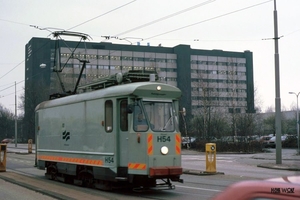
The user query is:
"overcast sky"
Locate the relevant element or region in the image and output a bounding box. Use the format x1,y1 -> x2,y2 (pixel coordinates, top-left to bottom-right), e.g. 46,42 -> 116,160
1,0 -> 300,114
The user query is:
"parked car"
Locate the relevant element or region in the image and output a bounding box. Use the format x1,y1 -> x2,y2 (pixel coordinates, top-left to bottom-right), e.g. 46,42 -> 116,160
220,136 -> 249,143
212,175 -> 300,200
258,135 -> 272,147
1,138 -> 14,143
266,135 -> 287,148
181,137 -> 196,148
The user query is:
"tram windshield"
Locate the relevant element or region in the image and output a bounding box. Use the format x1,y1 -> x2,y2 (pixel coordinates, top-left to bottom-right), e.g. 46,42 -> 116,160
133,101 -> 178,132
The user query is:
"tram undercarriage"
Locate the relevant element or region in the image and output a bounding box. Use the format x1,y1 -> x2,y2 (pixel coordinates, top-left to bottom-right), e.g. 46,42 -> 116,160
44,162 -> 183,191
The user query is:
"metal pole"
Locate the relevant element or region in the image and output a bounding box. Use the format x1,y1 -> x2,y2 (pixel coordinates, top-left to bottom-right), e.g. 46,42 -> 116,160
297,94 -> 299,155
15,81 -> 17,147
273,0 -> 282,164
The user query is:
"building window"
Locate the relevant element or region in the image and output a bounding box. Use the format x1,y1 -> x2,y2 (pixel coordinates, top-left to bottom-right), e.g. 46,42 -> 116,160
228,108 -> 241,113
207,61 -> 216,65
122,66 -> 132,70
111,56 -> 121,60
99,55 -> 109,60
134,57 -> 144,61
156,58 -> 166,63
122,56 -> 132,61
144,58 -> 155,62
167,59 -> 176,63
134,66 -> 143,70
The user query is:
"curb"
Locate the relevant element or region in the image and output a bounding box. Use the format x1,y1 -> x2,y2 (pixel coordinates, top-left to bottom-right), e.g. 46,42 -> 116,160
183,169 -> 225,176
257,163 -> 300,171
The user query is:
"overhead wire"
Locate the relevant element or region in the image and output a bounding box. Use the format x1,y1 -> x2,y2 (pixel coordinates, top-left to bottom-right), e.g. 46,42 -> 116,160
0,61 -> 25,80
67,0 -> 137,31
115,0 -> 216,37
0,0 -> 137,88
0,0 -> 295,97
283,28 -> 300,37
0,18 -> 29,26
141,0 -> 273,41
0,89 -> 24,98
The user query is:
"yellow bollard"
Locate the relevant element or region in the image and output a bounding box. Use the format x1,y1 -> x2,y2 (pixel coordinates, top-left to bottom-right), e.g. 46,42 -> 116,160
0,144 -> 7,172
205,143 -> 216,173
28,139 -> 33,154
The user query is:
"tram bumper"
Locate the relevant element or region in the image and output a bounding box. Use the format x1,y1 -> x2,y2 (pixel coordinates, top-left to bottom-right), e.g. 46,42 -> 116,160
149,166 -> 182,177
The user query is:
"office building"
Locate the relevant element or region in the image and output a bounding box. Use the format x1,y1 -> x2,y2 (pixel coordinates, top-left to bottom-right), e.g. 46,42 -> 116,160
24,37 -> 255,139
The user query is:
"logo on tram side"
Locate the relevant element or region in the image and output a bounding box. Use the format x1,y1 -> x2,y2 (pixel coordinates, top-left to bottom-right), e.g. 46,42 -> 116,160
62,130 -> 70,141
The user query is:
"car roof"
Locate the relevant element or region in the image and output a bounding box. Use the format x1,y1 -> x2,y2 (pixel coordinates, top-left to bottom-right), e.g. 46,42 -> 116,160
212,179 -> 300,199
267,176 -> 300,185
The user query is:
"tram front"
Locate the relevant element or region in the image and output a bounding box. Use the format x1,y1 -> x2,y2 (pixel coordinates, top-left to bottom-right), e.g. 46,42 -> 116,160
127,83 -> 183,189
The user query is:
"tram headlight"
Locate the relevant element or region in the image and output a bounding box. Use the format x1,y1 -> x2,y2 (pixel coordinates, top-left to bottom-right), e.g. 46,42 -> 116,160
161,146 -> 169,155
156,85 -> 161,91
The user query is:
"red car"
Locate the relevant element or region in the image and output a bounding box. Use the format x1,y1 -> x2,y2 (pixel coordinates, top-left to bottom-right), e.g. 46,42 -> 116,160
212,176 -> 300,200
258,135 -> 272,147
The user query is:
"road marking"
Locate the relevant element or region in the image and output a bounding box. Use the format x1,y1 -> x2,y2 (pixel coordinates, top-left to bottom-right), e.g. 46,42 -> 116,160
175,184 -> 221,192
7,158 -> 32,164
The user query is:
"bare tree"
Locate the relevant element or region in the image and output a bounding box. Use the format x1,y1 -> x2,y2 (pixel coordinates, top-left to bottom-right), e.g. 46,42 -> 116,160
24,79 -> 49,142
265,106 -> 275,113
0,105 -> 15,139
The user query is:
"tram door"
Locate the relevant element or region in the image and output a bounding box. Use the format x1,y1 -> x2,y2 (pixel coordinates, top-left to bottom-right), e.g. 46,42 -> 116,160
117,99 -> 128,176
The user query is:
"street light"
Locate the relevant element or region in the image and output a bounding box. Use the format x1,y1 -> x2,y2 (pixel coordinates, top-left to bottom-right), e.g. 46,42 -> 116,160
34,63 -> 47,166
289,92 -> 300,154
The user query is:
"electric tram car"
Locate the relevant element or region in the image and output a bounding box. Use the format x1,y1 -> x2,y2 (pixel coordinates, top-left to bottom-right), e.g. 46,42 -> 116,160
35,73 -> 183,190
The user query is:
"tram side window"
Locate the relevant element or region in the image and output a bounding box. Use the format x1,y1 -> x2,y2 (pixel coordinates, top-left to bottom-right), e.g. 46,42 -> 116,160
120,100 -> 128,131
105,100 -> 113,132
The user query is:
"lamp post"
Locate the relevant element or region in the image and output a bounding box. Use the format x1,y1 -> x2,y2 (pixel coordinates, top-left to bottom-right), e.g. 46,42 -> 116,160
34,63 -> 46,166
289,92 -> 300,154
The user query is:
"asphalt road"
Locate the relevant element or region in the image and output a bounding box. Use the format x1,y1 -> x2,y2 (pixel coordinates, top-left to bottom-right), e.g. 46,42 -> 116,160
182,148 -> 300,179
1,144 -> 300,200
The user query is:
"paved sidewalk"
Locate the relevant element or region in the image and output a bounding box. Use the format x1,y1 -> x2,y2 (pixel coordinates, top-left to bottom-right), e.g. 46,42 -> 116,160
182,148 -> 300,173
253,150 -> 300,171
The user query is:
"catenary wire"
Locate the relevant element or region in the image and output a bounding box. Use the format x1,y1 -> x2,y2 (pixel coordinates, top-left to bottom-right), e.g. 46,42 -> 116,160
67,0 -> 137,31
0,0 -> 137,83
141,0 -> 272,41
0,61 -> 24,80
0,80 -> 24,93
115,0 -> 216,37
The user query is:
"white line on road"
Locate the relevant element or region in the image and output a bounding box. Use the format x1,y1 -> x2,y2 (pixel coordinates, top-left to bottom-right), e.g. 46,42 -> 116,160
175,185 -> 221,192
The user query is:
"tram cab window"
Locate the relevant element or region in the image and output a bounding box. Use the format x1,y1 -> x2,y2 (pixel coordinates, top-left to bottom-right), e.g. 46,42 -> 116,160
105,100 -> 113,132
143,101 -> 176,132
132,101 -> 178,132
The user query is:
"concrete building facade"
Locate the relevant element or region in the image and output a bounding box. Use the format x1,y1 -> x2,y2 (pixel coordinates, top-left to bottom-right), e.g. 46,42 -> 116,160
24,37 -> 255,139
